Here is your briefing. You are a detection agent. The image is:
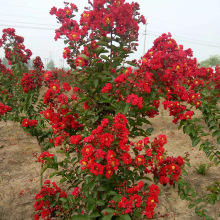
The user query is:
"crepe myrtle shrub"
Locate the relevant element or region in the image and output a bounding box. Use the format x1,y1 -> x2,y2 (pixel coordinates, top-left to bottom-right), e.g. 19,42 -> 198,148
0,28 -> 56,150
0,29 -> 56,187
30,0 -> 220,219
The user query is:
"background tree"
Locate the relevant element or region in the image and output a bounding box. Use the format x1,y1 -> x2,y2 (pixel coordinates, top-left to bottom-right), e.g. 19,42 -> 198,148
1,57 -> 10,68
46,59 -> 55,70
199,55 -> 220,68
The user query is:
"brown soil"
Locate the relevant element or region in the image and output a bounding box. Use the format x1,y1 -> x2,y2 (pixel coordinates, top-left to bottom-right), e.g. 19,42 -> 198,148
0,110 -> 219,220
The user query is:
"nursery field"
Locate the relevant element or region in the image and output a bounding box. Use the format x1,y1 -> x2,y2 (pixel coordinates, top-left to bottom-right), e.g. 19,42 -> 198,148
0,0 -> 220,219
0,108 -> 219,220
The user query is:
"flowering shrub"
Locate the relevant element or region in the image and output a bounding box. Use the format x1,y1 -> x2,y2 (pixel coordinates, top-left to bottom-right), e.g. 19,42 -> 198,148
0,28 -> 54,152
0,0 -> 219,219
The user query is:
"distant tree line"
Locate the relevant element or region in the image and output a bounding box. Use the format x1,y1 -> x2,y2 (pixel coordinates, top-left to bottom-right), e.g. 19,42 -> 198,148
199,55 -> 220,68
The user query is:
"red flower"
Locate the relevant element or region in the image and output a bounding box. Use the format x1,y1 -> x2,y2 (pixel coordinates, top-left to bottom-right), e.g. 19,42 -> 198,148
63,47 -> 71,59
107,157 -> 120,171
90,163 -> 104,175
194,100 -> 201,108
95,149 -> 106,160
75,57 -> 86,67
102,83 -> 113,93
38,151 -> 55,163
121,152 -> 132,165
135,155 -> 146,166
146,149 -> 152,157
29,120 -> 37,127
44,71 -> 52,81
135,140 -> 143,151
100,133 -> 114,148
144,137 -> 150,145
63,82 -> 71,91
72,187 -> 79,197
158,134 -> 167,147
54,136 -> 64,146
105,168 -> 114,179
126,94 -> 144,109
81,145 -> 94,157
50,82 -> 60,93
22,118 -> 29,127
69,135 -> 82,145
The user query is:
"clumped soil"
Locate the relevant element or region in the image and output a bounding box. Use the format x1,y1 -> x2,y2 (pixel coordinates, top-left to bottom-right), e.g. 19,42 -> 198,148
0,111 -> 219,220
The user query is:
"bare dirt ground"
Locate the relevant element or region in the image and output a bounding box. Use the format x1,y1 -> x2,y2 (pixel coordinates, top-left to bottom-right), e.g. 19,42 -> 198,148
0,110 -> 219,220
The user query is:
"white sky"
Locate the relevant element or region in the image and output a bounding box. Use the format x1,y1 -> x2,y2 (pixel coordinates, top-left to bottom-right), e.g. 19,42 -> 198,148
0,0 -> 220,68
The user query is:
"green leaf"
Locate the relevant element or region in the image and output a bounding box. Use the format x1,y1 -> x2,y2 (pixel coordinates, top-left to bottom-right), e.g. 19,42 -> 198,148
96,200 -> 105,206
78,54 -> 90,60
49,172 -> 57,178
217,136 -> 220,144
212,130 -> 220,137
126,61 -> 136,67
196,198 -> 203,204
123,103 -> 130,114
94,79 -> 99,88
98,185 -> 108,191
59,197 -> 68,203
208,153 -> 214,160
88,203 -> 96,213
89,213 -> 101,218
112,194 -> 123,202
188,203 -> 196,209
101,55 -> 109,60
97,41 -> 108,46
192,138 -> 201,147
101,214 -> 113,220
71,215 -> 90,220
146,127 -> 154,136
117,214 -> 132,220
108,191 -> 117,196
101,208 -> 115,215
55,192 -> 60,201
60,177 -> 67,183
182,170 -> 187,176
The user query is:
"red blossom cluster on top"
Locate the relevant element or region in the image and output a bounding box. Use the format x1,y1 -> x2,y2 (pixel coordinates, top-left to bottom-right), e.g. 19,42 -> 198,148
0,28 -> 32,65
49,0 -> 145,68
50,0 -> 145,40
33,56 -> 44,71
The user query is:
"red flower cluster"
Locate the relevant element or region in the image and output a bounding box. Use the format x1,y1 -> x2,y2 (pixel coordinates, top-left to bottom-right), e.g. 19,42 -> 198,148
79,114 -> 130,178
42,80 -> 83,147
157,156 -> 185,185
107,181 -> 159,217
38,151 -> 55,163
144,184 -> 159,218
22,118 -> 38,127
33,56 -> 44,71
34,180 -> 67,220
0,28 -> 32,65
20,71 -> 43,93
0,103 -> 12,115
126,94 -> 144,109
102,83 -> 113,93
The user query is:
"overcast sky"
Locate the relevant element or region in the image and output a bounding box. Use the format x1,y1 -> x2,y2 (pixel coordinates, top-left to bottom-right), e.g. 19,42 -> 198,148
0,0 -> 220,68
